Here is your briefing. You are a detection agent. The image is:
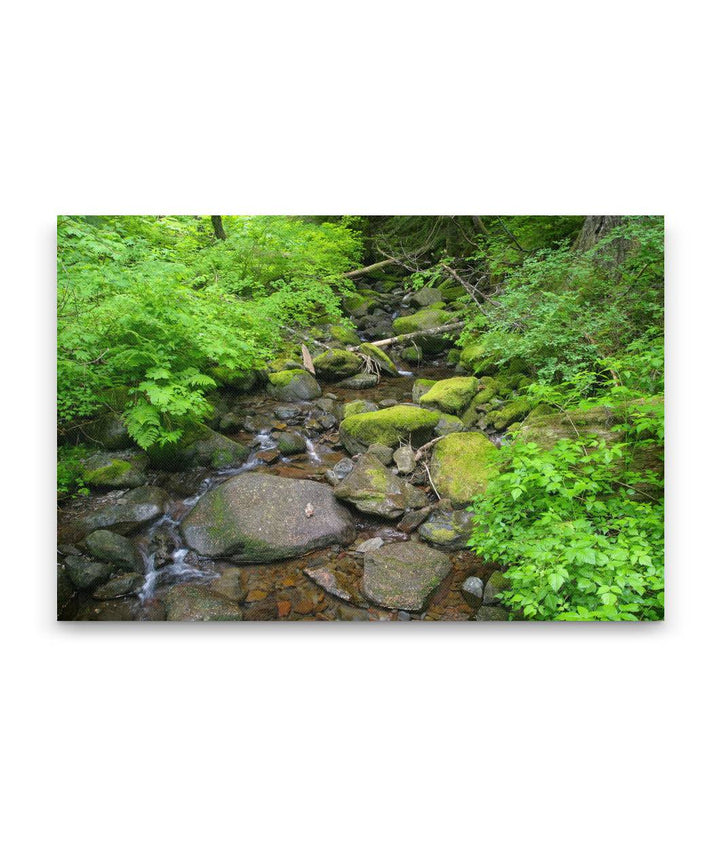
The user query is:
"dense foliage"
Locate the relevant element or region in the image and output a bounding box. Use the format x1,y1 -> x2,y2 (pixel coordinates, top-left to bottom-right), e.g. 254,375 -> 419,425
57,216 -> 362,448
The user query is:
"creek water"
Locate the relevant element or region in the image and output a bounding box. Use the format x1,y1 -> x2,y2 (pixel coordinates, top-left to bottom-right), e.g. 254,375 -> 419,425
58,359 -> 495,621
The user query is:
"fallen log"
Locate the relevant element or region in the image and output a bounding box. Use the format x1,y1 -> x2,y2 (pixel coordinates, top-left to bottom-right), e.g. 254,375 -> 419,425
347,322 -> 464,351
343,258 -> 400,279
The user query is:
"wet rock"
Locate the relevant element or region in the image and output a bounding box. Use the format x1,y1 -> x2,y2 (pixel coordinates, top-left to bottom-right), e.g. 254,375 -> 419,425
244,599 -> 280,620
314,398 -> 338,415
274,405 -> 303,422
165,584 -> 244,620
397,507 -> 431,533
57,564 -> 76,619
334,453 -> 427,520
378,398 -> 398,409
355,537 -> 384,553
181,472 -> 356,561
418,506 -> 474,549
328,324 -> 361,346
474,605 -> 510,621
85,530 -> 143,571
267,369 -> 322,402
79,486 -> 169,535
401,344 -> 423,363
80,450 -> 149,489
461,576 -> 485,608
303,566 -> 353,602
209,564 -> 248,603
92,573 -> 144,600
429,432 -> 499,507
362,542 -> 451,611
393,446 -> 415,474
392,304 -> 458,354
64,555 -> 112,590
337,372 -> 379,390
483,570 -> 511,605
244,414 -> 275,434
257,448 -> 281,464
419,376 -> 479,414
367,443 -> 394,466
318,413 -> 337,430
339,405 -> 442,455
274,431 -> 307,455
313,348 -> 364,380
324,457 -> 354,486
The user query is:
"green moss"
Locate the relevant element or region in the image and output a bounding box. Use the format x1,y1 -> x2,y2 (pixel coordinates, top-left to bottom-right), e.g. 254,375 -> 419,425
435,414 -> 465,436
343,399 -> 378,419
339,405 -> 442,452
329,325 -> 361,346
419,376 -> 479,414
359,343 -> 400,376
401,344 -> 423,362
392,303 -> 453,335
313,349 -> 363,379
343,294 -> 378,315
412,378 -> 437,403
490,396 -> 532,430
429,432 -> 499,507
83,459 -> 132,486
268,369 -> 306,388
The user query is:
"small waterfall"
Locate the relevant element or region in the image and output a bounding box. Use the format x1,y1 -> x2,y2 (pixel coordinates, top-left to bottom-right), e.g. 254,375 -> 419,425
397,369 -> 413,377
305,437 -> 322,464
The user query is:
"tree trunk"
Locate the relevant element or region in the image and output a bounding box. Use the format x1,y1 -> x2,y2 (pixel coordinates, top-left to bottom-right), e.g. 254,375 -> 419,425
574,215 -> 626,262
211,215 -> 227,240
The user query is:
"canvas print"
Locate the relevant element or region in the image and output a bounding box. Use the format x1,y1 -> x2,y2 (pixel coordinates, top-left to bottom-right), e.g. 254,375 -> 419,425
57,215 -> 664,621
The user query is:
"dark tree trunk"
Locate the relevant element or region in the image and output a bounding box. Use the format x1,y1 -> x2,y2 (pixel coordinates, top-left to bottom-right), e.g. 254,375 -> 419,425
575,215 -> 626,261
211,216 -> 227,240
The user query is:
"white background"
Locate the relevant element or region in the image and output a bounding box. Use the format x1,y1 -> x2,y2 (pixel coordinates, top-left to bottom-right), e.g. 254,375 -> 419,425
1,2 -> 717,854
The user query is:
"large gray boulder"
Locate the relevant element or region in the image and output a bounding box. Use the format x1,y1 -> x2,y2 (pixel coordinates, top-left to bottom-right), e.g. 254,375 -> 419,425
334,453 -> 427,520
362,541 -> 451,611
180,472 -> 356,561
267,370 -> 322,402
79,486 -> 168,535
85,530 -> 143,571
80,450 -> 149,488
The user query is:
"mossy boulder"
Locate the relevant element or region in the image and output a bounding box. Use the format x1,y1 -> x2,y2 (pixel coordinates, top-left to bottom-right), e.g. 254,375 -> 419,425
268,357 -> 304,372
401,344 -> 423,363
313,349 -> 364,380
409,287 -> 443,307
419,376 -> 479,414
392,303 -> 458,354
85,530 -> 143,571
64,555 -> 113,591
209,367 -> 265,392
83,412 -> 131,450
80,451 -> 148,489
412,378 -> 436,403
78,486 -> 168,536
337,373 -> 379,390
458,340 -> 501,376
343,399 -> 379,419
180,472 -> 356,561
418,507 -> 474,549
339,405 -> 442,455
489,396 -> 533,430
518,405 -> 618,449
334,453 -> 427,520
267,369 -> 322,402
147,425 -> 250,471
359,343 -> 400,376
429,432 -> 499,507
483,570 -> 511,605
329,325 -> 361,346
434,414 -> 465,436
92,573 -> 144,600
343,294 -> 378,316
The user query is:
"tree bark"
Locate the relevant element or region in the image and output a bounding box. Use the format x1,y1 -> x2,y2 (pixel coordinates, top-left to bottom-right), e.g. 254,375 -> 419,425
574,215 -> 625,259
343,258 -> 398,279
211,215 -> 227,240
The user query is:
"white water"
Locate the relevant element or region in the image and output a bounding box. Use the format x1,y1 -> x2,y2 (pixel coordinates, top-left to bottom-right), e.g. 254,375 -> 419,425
305,437 -> 322,464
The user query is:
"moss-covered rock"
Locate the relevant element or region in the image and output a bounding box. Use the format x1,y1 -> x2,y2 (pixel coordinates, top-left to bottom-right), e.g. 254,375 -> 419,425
429,432 -> 499,507
334,453 -> 427,520
313,349 -> 364,380
418,507 -> 474,549
359,343 -> 400,376
267,369 -> 322,401
412,378 -> 436,403
209,367 -> 266,392
518,405 -> 618,449
147,425 -> 250,471
483,570 -> 511,605
343,294 -> 378,316
392,303 -> 458,354
268,356 -> 304,372
78,486 -> 168,536
458,341 -> 499,376
401,344 -> 423,363
339,405 -> 442,455
342,399 -> 379,419
434,414 -> 465,436
83,412 -> 131,450
409,287 -> 443,307
489,396 -> 533,430
80,451 -> 148,488
336,373 -> 379,390
419,376 -> 479,414
329,324 -> 361,346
